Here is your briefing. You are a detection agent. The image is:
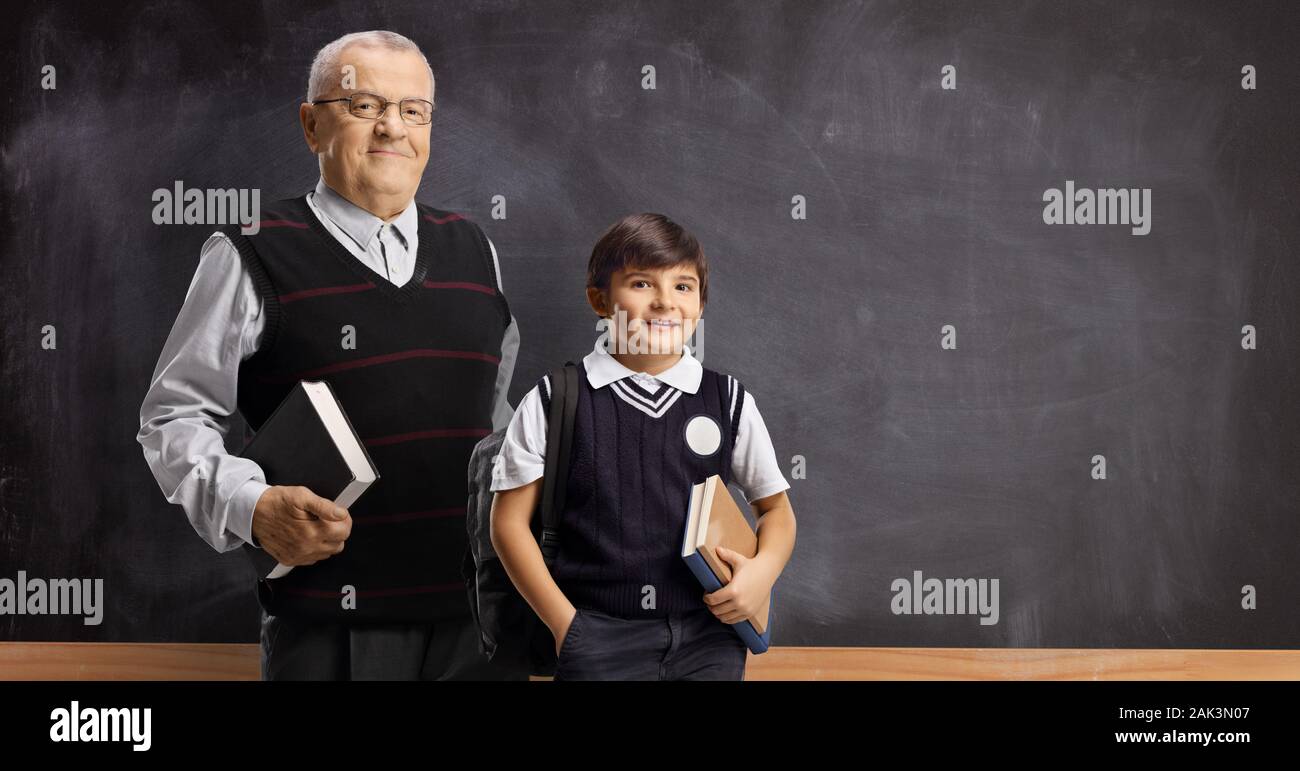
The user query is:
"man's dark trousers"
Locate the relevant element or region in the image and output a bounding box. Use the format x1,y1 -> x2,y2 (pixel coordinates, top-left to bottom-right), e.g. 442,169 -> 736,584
260,611 -> 526,680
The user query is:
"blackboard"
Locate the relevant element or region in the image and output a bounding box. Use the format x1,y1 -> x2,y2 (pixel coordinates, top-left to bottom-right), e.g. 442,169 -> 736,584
2,0 -> 1297,647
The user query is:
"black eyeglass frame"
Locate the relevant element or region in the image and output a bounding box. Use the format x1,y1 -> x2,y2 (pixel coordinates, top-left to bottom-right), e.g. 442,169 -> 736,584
311,92 -> 435,126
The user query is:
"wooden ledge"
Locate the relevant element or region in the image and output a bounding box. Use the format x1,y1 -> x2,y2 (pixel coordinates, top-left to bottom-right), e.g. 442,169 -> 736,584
2,643 -> 1297,681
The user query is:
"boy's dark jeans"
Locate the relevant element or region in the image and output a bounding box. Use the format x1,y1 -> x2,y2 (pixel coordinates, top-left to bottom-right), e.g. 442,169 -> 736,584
553,605 -> 749,681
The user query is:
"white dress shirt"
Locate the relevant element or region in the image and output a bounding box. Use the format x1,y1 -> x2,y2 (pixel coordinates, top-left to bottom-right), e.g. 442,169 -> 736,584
137,178 -> 520,553
490,339 -> 790,504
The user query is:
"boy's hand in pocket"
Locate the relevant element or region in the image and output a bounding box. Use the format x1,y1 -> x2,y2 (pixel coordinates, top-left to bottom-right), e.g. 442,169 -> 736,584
553,605 -> 578,656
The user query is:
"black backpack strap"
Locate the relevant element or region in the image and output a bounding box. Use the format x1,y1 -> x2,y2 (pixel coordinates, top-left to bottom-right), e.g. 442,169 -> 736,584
538,361 -> 579,564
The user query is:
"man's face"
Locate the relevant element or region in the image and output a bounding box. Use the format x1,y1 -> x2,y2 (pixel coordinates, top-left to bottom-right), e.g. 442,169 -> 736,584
590,263 -> 704,355
302,44 -> 432,207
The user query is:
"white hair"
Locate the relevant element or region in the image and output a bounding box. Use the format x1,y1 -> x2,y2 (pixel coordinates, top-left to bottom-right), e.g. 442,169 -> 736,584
306,30 -> 435,103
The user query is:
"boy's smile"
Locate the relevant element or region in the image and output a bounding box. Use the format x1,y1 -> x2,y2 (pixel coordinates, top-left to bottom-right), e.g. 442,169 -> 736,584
587,264 -> 703,376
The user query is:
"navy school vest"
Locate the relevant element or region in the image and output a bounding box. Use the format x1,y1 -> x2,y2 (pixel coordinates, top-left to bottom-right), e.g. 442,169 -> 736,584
538,361 -> 747,618
220,194 -> 510,624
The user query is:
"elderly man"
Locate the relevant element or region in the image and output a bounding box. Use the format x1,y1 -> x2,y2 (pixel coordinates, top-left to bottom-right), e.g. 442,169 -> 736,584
138,30 -> 521,680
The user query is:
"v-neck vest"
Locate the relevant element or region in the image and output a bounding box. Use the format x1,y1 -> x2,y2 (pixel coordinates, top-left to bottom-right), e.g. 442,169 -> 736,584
538,361 -> 747,618
220,195 -> 510,623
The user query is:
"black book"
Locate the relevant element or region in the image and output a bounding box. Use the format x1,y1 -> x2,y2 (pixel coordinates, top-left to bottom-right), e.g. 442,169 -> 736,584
239,380 -> 379,580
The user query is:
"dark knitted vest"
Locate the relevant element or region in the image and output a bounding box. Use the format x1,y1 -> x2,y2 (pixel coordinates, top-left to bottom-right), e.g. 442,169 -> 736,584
538,360 -> 747,618
220,194 -> 509,624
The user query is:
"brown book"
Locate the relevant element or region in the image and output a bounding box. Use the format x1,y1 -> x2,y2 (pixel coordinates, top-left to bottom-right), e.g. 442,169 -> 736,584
682,474 -> 770,636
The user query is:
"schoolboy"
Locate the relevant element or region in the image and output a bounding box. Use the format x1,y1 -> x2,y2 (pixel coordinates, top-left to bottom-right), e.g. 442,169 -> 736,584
489,213 -> 796,680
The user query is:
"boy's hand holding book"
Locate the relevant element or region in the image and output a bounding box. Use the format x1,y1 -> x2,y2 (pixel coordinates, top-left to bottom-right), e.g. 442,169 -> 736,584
251,485 -> 353,567
682,475 -> 778,653
702,546 -> 780,625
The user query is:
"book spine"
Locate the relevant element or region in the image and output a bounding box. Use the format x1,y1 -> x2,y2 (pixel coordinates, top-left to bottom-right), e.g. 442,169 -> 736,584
735,609 -> 772,654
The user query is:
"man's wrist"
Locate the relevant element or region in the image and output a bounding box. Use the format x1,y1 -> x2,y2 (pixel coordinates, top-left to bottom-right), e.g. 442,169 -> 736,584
231,479 -> 271,548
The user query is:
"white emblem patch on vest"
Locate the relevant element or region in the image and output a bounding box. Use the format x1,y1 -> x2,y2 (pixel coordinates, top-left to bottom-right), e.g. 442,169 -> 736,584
684,414 -> 722,456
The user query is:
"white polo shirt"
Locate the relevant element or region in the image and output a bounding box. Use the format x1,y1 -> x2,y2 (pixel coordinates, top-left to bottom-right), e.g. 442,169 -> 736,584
490,339 -> 791,504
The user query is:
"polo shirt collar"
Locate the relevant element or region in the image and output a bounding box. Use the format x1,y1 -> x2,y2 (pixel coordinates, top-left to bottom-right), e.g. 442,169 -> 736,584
312,177 -> 417,251
582,337 -> 703,394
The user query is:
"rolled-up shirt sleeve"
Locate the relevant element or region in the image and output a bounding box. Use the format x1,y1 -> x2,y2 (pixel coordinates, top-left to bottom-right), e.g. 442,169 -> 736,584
136,232 -> 269,553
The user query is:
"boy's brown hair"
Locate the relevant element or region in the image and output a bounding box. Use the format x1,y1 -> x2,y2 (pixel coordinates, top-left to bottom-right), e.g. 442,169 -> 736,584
586,213 -> 709,305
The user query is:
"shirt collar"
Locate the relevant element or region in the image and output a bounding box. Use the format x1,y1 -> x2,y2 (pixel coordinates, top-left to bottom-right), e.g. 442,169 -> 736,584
582,337 -> 703,394
311,177 -> 418,251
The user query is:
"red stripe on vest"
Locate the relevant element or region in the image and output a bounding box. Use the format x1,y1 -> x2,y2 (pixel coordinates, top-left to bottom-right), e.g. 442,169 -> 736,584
279,583 -> 464,599
421,280 -> 496,295
261,348 -> 501,383
258,219 -> 309,229
355,508 -> 463,525
364,428 -> 491,448
422,213 -> 464,224
279,282 -> 377,304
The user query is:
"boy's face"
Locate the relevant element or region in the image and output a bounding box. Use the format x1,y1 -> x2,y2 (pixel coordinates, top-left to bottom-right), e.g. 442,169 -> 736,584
587,263 -> 703,356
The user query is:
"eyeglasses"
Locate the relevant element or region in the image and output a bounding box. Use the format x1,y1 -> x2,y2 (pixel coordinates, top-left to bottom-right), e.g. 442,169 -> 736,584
311,92 -> 434,126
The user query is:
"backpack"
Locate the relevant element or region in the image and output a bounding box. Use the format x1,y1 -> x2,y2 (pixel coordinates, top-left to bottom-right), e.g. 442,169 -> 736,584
461,362 -> 579,677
